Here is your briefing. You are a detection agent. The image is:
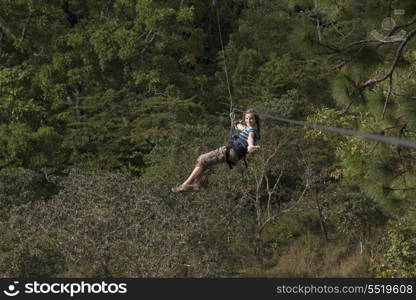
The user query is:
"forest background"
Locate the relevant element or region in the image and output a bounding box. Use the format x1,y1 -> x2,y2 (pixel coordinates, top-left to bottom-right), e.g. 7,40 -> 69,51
0,0 -> 416,277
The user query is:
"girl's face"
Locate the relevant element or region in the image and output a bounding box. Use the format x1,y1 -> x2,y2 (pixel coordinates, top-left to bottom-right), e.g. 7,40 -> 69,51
245,113 -> 257,128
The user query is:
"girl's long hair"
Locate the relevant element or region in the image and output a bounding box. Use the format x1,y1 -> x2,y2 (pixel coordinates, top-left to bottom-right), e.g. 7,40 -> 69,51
243,109 -> 261,140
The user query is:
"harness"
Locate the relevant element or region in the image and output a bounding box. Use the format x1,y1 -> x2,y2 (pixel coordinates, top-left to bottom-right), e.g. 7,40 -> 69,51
225,124 -> 258,169
225,136 -> 248,169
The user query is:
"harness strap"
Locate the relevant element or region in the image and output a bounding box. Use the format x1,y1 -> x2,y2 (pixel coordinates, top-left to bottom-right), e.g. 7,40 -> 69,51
225,145 -> 235,169
225,138 -> 248,169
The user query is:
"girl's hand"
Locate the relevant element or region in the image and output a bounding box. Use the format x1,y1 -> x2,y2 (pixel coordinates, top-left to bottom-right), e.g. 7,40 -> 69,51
235,121 -> 245,131
248,145 -> 260,153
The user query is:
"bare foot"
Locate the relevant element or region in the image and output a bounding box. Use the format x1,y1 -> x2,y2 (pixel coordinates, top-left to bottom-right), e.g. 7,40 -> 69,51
171,184 -> 199,193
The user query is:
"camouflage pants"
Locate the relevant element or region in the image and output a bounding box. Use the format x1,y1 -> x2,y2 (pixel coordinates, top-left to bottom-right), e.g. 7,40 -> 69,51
196,146 -> 239,168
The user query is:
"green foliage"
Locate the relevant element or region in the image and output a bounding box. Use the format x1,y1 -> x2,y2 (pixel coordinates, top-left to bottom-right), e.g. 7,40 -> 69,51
0,169 -> 259,277
0,234 -> 66,277
372,218 -> 416,277
263,89 -> 311,119
331,73 -> 359,107
0,124 -> 65,170
0,168 -> 57,209
0,0 -> 216,175
324,188 -> 387,240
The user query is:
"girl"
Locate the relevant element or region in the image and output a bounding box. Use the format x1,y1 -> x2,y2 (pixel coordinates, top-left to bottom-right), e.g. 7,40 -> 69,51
171,109 -> 261,192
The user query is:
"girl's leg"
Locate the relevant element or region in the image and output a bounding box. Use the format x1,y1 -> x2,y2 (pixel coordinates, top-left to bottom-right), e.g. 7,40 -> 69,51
172,146 -> 223,192
171,165 -> 204,192
182,165 -> 204,186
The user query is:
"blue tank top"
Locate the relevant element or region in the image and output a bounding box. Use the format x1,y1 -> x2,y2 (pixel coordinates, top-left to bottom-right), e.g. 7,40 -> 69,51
237,128 -> 260,148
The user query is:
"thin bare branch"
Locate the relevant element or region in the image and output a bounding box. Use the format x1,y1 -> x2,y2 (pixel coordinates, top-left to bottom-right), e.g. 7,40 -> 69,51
0,17 -> 17,41
382,76 -> 393,119
265,169 -> 284,218
18,13 -> 32,45
259,181 -> 309,234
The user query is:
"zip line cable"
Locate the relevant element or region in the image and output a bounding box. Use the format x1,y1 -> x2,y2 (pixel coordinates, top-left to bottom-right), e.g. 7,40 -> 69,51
231,106 -> 416,149
214,3 -> 234,119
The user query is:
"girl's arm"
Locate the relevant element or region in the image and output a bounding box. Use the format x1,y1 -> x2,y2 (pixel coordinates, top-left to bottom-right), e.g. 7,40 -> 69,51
247,132 -> 260,153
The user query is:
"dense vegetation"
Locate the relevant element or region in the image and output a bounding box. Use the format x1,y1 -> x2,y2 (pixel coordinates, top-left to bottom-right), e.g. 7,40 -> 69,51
1,0 -> 416,277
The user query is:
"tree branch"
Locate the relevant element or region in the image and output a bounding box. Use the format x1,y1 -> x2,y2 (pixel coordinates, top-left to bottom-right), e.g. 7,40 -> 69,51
0,16 -> 17,42
362,27 -> 416,88
18,13 -> 32,45
387,14 -> 416,38
265,169 -> 284,218
382,76 -> 393,119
